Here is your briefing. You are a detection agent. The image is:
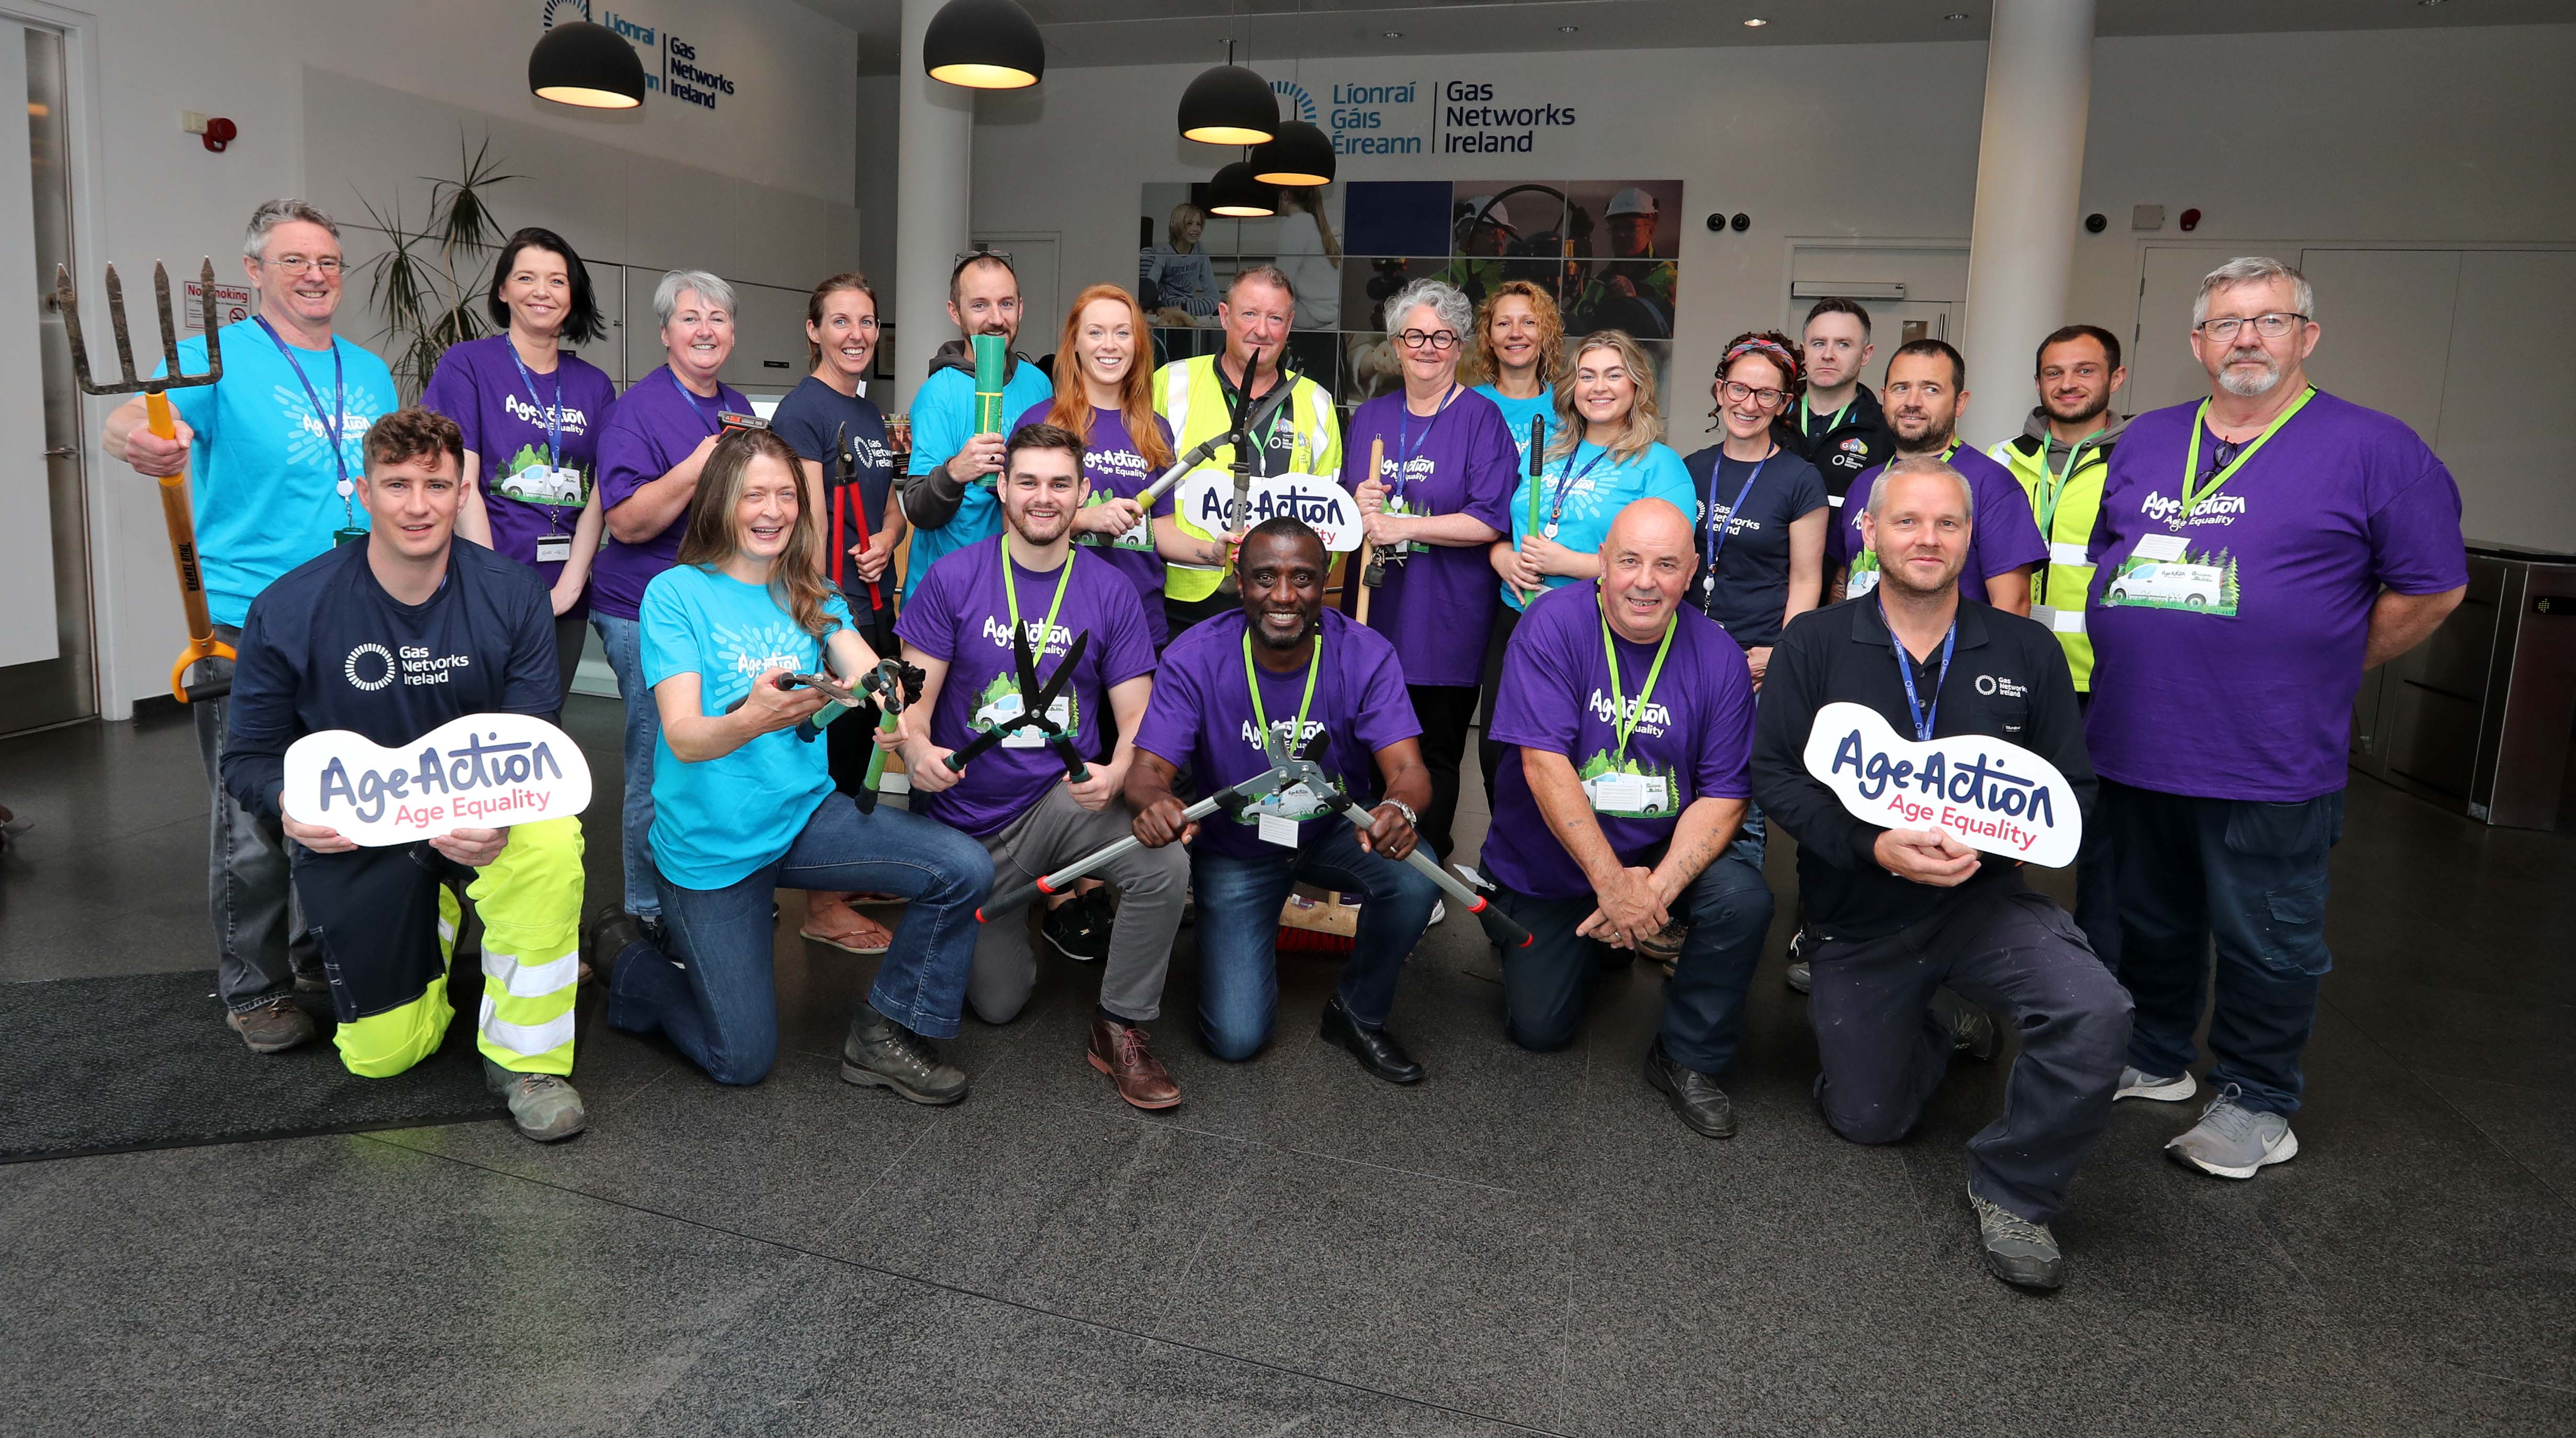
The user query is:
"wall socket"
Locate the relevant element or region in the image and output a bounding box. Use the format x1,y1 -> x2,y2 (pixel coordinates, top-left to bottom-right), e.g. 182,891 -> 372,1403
181,112 -> 208,136
2131,204 -> 2166,231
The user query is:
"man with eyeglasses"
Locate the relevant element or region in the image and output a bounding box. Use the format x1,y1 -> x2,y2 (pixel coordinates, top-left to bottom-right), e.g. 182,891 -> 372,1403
901,251 -> 1053,599
102,198 -> 398,1054
1772,298 -> 1895,503
2086,256 -> 2466,1180
1153,265 -> 1343,638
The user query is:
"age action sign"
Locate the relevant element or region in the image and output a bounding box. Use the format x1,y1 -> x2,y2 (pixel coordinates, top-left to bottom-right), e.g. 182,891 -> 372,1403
1174,472 -> 1363,552
284,712 -> 593,846
1801,702 -> 2080,868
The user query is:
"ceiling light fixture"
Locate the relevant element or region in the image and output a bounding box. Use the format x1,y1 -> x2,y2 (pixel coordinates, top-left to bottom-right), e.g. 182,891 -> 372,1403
1179,40 -> 1277,146
921,0 -> 1045,90
1743,17 -> 1768,27
1208,160 -> 1276,218
1944,12 -> 1970,19
528,19 -> 648,109
1251,119 -> 1334,186
1559,25 -> 1579,33
1383,31 -> 1403,39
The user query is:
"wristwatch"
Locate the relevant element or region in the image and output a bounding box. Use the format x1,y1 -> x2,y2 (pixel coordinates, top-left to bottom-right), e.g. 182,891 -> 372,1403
1380,798 -> 1419,828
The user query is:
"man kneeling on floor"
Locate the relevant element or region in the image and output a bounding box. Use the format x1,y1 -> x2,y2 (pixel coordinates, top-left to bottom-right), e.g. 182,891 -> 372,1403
1480,499 -> 1773,1136
895,423 -> 1188,1109
1751,457 -> 2131,1289
1127,517 -> 1442,1083
222,407 -> 588,1141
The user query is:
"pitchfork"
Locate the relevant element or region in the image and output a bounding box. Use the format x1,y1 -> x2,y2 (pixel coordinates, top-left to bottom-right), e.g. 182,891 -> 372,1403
57,260 -> 229,703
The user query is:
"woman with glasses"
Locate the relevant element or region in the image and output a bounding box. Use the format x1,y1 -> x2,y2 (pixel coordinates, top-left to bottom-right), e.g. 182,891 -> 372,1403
422,227 -> 619,705
1478,328 -> 1697,822
1462,279 -> 1567,474
1338,278 -> 1518,865
769,271 -> 907,957
1680,331 -> 1830,690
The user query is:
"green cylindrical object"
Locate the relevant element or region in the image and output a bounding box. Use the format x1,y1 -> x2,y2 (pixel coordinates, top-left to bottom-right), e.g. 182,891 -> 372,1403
972,332 -> 1008,436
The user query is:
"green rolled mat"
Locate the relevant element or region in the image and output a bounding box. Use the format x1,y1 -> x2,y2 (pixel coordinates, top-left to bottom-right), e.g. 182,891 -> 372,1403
973,332 -> 1008,436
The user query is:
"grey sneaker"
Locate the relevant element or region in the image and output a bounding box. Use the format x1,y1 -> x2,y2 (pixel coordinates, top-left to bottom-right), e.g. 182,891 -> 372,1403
1785,929 -> 1814,994
2167,1085 -> 2298,1179
483,1060 -> 587,1142
841,1006 -> 968,1106
226,995 -> 317,1054
2116,1066 -> 2196,1103
1968,1189 -> 2063,1291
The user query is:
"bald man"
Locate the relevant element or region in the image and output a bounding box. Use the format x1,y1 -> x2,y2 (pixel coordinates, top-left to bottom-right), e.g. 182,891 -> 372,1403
1479,499 -> 1774,1139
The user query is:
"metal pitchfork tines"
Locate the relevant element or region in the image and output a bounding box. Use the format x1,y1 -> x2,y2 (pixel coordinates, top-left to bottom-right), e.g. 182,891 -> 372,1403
58,259 -> 232,703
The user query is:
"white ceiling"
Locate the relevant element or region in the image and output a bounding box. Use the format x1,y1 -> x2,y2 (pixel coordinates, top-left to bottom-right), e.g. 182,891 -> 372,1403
800,0 -> 2574,76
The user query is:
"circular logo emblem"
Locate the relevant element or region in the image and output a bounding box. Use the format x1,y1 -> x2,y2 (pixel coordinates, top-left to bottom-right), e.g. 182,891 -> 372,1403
344,643 -> 396,692
1976,674 -> 1999,696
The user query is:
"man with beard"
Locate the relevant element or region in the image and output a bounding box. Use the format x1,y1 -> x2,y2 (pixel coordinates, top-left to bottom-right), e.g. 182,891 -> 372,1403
1152,267 -> 1343,636
1774,299 -> 1894,501
895,424 -> 1185,1110
2087,257 -> 2465,1180
1827,339 -> 2044,616
1991,325 -> 2130,971
1754,458 -> 2127,1291
902,251 -> 1055,596
1127,518 -> 1439,1083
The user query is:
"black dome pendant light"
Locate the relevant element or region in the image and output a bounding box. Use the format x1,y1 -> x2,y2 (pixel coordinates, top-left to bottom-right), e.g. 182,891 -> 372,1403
923,0 -> 1045,90
1179,40 -> 1277,146
1207,160 -> 1275,219
1250,120 -> 1334,186
528,18 -> 648,109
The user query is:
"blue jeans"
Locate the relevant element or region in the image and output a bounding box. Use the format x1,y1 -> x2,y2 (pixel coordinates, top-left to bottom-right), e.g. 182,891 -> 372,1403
1495,833 -> 1772,1073
605,793 -> 993,1086
1188,826 -> 1439,1060
591,612 -> 661,918
2105,781 -> 2343,1116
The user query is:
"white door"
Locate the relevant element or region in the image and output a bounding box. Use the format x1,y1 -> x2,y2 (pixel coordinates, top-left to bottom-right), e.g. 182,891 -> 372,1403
1786,244 -> 1965,389
2296,248 -> 2459,445
0,29 -> 53,673
972,232 -> 1060,361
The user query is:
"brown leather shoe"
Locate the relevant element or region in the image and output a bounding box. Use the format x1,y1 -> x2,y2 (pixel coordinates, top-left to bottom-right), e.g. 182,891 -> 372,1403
1087,1015 -> 1181,1110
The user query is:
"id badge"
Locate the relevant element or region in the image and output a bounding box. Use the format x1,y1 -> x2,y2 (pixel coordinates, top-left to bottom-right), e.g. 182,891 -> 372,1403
1257,813 -> 1300,848
536,535 -> 574,564
1585,772 -> 1672,818
332,526 -> 369,548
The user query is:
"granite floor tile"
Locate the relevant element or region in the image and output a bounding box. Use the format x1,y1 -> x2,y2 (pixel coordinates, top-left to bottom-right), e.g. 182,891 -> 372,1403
2421,1070 -> 2576,1206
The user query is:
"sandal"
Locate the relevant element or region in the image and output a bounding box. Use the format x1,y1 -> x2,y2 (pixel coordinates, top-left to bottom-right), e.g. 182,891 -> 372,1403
800,911 -> 894,956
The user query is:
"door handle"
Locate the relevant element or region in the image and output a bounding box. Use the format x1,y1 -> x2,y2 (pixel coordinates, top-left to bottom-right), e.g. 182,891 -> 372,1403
41,445 -> 74,458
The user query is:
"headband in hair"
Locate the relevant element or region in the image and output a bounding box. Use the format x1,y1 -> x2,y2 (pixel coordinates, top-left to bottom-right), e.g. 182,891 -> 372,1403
1719,336 -> 1798,375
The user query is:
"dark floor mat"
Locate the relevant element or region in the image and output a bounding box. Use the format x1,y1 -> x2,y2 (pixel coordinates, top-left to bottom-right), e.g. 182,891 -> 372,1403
0,970 -> 507,1163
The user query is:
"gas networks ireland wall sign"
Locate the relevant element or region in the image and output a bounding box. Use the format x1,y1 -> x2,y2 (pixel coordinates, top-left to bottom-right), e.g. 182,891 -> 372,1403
540,0 -> 739,112
1275,75 -> 1577,157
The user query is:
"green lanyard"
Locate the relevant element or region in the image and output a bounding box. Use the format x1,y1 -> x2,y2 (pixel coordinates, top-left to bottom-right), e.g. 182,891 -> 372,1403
1242,629 -> 1321,761
2180,386 -> 2316,524
1802,394 -> 1850,439
1000,535 -> 1077,695
2035,432 -> 2098,542
1598,602 -> 1675,767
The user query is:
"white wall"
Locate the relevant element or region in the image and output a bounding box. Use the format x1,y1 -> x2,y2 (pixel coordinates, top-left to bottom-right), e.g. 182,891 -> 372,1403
62,0 -> 858,717
967,24 -> 2576,531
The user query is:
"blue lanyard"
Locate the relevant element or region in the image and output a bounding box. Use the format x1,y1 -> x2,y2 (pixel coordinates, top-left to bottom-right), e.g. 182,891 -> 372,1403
254,316 -> 345,487
1544,444 -> 1615,534
1699,448 -> 1771,593
1882,600 -> 1957,742
1392,384 -> 1459,507
669,369 -> 723,436
510,346 -> 566,472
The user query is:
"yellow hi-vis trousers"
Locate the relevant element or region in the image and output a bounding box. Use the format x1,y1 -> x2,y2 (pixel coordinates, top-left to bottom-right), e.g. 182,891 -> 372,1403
293,817 -> 585,1079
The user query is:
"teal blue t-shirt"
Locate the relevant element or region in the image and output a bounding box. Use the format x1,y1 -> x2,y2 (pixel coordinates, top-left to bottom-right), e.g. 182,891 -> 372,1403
902,360 -> 1054,597
157,319 -> 398,626
1500,439 -> 1696,610
1473,384 -> 1558,476
639,565 -> 854,889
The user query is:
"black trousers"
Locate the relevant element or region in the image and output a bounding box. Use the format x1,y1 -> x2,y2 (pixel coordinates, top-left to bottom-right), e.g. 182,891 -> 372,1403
1809,887 -> 2131,1224
1474,604 -> 1523,820
1407,683 -> 1479,863
825,608 -> 902,799
2070,691 -> 2122,974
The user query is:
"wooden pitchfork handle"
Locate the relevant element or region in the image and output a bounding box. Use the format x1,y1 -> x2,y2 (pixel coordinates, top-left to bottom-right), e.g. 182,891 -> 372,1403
147,391 -> 233,703
1353,436 -> 1384,628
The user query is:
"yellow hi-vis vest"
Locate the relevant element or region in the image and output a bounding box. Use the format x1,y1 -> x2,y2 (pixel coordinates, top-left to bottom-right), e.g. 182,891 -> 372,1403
1152,354 -> 1344,605
1991,431 -> 2110,690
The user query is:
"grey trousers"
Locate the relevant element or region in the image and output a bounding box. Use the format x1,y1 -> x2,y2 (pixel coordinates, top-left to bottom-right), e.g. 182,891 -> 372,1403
197,623 -> 319,1011
967,783 -> 1188,1026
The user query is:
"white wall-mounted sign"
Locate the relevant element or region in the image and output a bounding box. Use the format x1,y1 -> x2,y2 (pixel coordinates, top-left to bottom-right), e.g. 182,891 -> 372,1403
1175,471 -> 1364,552
182,278 -> 253,332
284,712 -> 593,846
1801,701 -> 2081,868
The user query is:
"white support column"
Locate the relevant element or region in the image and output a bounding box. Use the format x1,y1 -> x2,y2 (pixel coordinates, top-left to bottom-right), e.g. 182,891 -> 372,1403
894,0 -> 974,415
1958,0 -> 2095,451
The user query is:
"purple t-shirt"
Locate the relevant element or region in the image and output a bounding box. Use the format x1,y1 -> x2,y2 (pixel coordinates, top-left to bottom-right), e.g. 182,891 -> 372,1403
1132,608 -> 1420,861
419,337 -> 619,615
1015,400 -> 1179,648
1482,583 -> 1755,900
896,536 -> 1157,837
1336,387 -> 1518,687
2084,389 -> 2467,801
590,365 -> 749,620
1828,444 -> 2047,600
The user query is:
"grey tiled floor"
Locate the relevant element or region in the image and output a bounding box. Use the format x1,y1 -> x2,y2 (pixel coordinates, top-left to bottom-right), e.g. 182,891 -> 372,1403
3,698 -> 2571,1435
